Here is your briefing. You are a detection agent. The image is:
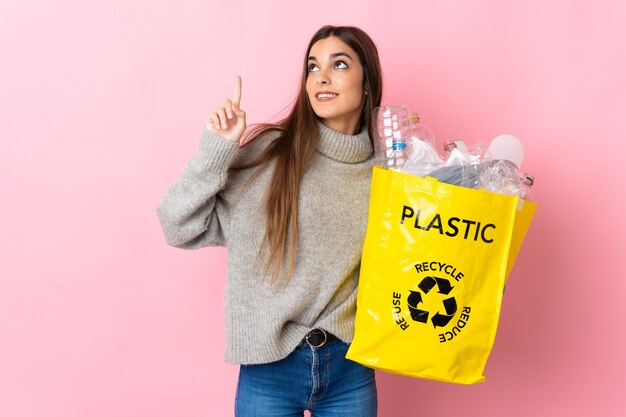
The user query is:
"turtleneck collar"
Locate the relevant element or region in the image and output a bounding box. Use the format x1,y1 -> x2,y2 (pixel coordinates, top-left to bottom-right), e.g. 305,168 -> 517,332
316,121 -> 373,164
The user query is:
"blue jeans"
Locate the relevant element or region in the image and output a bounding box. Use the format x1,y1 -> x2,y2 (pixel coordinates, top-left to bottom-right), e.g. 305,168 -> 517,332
235,340 -> 377,417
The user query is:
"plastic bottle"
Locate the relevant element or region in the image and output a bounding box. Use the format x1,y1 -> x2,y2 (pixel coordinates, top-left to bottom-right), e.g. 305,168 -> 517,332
375,105 -> 412,170
443,139 -> 470,167
520,173 -> 534,200
408,114 -> 435,146
443,140 -> 457,156
388,138 -> 410,170
403,115 -> 442,177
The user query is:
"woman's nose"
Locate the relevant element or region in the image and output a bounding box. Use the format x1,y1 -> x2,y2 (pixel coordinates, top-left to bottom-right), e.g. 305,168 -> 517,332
316,69 -> 330,84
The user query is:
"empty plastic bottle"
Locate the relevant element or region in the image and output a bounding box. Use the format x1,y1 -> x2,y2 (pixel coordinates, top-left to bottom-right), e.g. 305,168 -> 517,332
375,105 -> 412,171
520,173 -> 534,200
388,137 -> 410,170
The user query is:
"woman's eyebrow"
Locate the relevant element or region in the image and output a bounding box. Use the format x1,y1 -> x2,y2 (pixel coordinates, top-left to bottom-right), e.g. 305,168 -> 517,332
307,52 -> 354,61
330,52 -> 354,60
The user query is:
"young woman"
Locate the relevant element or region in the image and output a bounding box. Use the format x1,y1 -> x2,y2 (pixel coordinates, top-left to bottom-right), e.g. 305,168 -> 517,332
157,25 -> 383,417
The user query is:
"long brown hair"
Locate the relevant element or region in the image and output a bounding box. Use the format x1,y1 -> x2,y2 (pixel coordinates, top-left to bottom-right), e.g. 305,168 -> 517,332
235,25 -> 383,283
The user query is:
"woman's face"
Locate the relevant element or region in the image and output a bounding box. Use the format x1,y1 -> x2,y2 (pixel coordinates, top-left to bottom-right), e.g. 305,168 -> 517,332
305,36 -> 365,135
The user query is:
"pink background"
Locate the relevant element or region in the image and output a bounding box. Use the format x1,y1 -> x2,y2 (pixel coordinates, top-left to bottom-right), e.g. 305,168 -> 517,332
1,1 -> 625,416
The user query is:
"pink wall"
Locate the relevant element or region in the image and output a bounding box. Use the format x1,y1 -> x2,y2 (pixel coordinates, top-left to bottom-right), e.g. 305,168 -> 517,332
1,0 -> 624,416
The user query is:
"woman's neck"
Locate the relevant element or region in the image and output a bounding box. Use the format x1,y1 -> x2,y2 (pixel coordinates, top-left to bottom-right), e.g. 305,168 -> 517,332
319,117 -> 361,135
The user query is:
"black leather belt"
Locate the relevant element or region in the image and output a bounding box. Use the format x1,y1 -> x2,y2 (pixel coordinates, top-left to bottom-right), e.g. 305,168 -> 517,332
304,328 -> 337,348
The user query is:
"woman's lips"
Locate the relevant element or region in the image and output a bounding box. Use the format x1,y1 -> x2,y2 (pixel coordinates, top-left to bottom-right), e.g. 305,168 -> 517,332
316,92 -> 338,102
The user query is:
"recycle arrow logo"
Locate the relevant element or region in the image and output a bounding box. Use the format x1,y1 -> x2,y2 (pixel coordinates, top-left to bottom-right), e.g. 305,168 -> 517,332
407,276 -> 457,328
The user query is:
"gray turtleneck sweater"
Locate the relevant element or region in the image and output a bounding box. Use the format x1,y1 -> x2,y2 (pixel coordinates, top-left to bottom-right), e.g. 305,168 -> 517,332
156,122 -> 375,364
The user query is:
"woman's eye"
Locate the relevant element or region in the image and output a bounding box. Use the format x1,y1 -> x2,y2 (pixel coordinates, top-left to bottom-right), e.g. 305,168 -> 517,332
308,63 -> 319,72
335,61 -> 348,69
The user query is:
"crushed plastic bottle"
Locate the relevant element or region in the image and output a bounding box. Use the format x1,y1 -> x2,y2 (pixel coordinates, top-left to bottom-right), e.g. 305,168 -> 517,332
477,160 -> 524,197
402,114 -> 443,177
443,140 -> 472,167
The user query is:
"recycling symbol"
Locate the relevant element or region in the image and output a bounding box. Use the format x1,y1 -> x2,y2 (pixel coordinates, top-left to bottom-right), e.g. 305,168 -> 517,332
407,276 -> 457,328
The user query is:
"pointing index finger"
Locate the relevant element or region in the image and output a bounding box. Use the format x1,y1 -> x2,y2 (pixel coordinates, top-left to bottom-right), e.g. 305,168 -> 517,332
233,75 -> 242,107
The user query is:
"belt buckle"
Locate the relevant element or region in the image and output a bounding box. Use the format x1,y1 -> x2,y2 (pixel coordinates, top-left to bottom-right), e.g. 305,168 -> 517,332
305,328 -> 328,348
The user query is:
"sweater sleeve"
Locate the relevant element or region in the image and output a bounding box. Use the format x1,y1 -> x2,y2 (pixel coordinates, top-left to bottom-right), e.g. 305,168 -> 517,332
156,128 -> 239,249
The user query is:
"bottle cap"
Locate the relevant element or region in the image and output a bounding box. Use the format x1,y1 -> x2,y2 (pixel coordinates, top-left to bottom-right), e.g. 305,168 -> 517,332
392,141 -> 407,150
443,140 -> 457,152
408,114 -> 421,124
522,173 -> 534,186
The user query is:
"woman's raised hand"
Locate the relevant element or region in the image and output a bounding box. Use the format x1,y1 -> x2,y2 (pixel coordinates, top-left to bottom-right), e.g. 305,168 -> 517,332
205,76 -> 247,143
